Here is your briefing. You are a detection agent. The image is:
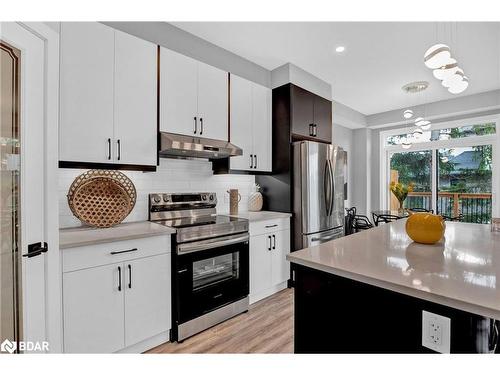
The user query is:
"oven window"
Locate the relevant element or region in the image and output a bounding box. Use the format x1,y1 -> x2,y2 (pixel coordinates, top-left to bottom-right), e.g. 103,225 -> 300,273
192,252 -> 239,290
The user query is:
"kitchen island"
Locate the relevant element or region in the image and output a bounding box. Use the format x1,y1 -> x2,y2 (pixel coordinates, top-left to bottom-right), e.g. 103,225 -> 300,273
287,220 -> 500,353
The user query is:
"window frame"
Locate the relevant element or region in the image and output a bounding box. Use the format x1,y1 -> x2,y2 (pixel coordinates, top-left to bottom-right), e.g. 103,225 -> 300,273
379,115 -> 499,217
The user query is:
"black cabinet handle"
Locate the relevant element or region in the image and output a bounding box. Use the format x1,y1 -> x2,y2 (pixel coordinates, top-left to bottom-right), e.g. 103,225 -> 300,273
200,118 -> 203,135
250,154 -> 253,168
272,234 -> 276,249
117,139 -> 121,161
309,124 -> 314,136
268,235 -> 272,251
313,124 -> 317,137
254,154 -> 257,169
107,138 -> 111,160
194,116 -> 197,134
110,248 -> 138,255
128,264 -> 132,289
23,242 -> 48,258
265,224 -> 278,228
118,266 -> 122,291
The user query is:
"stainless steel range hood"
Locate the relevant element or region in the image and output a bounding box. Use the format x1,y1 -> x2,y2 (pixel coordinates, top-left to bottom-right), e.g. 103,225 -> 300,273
159,132 -> 243,160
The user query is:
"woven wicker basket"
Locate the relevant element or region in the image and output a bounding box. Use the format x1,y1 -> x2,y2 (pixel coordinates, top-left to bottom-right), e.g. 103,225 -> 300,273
67,170 -> 136,228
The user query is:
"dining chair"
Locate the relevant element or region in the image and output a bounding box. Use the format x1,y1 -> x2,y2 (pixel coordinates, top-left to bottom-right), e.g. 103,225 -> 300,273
408,207 -> 434,213
441,213 -> 464,222
373,214 -> 400,227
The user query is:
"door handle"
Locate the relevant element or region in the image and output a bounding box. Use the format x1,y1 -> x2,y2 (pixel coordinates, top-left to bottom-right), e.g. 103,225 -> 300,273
117,139 -> 121,161
265,224 -> 278,228
118,266 -> 122,291
107,138 -> 111,160
268,235 -> 272,251
272,234 -> 276,250
200,117 -> 203,135
254,154 -> 257,169
250,154 -> 254,168
128,264 -> 132,289
23,242 -> 48,258
313,124 -> 317,137
110,248 -> 138,255
324,160 -> 331,216
194,116 -> 197,134
328,159 -> 335,215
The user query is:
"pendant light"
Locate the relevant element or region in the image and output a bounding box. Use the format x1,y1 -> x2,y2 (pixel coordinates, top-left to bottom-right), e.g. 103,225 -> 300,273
402,138 -> 412,149
403,109 -> 414,119
448,75 -> 469,94
412,127 -> 423,139
432,60 -> 458,80
424,44 -> 452,69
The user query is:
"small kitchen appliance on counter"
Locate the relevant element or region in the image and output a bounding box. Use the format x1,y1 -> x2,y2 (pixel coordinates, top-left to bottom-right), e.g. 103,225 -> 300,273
149,192 -> 249,342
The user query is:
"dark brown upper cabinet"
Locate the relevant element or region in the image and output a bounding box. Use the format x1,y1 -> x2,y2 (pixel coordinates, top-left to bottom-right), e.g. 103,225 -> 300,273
290,84 -> 332,143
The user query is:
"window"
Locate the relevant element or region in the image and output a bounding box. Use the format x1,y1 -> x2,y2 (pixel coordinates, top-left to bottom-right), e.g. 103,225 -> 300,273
381,118 -> 498,224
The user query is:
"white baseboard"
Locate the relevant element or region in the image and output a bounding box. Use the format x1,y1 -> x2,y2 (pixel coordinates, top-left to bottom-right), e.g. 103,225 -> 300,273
116,331 -> 170,353
249,282 -> 288,305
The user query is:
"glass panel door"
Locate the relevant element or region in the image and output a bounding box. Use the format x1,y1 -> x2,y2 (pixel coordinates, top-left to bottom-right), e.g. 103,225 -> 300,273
437,146 -> 493,223
1,41 -> 21,349
389,150 -> 432,211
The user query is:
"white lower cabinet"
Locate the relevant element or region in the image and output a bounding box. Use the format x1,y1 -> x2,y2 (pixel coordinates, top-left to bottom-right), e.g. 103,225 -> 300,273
62,236 -> 171,353
249,218 -> 290,304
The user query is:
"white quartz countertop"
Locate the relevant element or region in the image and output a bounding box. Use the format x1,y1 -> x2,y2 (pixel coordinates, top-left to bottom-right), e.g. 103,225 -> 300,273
224,211 -> 292,222
287,219 -> 500,320
59,221 -> 175,249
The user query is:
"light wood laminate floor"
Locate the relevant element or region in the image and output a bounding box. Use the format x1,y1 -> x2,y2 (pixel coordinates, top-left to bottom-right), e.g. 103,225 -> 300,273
147,288 -> 293,353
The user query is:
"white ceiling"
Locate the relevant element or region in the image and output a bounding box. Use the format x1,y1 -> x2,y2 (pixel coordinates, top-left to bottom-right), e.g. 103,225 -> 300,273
171,22 -> 500,115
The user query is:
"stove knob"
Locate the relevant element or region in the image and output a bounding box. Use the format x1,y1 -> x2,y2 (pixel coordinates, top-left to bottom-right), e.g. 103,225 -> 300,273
209,194 -> 214,201
152,195 -> 161,204
201,194 -> 207,201
163,194 -> 170,203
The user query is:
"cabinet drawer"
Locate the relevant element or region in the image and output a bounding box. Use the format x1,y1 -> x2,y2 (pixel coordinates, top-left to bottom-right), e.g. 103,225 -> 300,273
63,235 -> 171,273
249,218 -> 290,237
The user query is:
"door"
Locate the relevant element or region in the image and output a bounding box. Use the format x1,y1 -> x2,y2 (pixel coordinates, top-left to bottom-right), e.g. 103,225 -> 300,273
63,263 -> 125,353
249,234 -> 272,298
1,23 -> 47,351
252,83 -> 272,172
271,230 -> 290,286
160,47 -> 198,136
197,61 -> 228,140
291,85 -> 314,138
230,74 -> 253,170
313,96 -> 332,143
59,22 -> 114,163
298,141 -> 333,234
114,30 -> 157,166
124,254 -> 170,347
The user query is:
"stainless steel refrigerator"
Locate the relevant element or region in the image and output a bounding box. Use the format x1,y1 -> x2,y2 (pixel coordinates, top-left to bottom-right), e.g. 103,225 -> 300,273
293,141 -> 345,250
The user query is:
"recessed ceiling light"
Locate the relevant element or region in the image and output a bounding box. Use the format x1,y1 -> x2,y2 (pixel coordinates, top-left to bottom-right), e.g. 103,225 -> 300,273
335,46 -> 345,53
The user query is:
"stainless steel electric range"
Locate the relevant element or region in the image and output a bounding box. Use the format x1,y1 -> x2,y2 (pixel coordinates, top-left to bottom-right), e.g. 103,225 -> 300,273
149,192 -> 250,342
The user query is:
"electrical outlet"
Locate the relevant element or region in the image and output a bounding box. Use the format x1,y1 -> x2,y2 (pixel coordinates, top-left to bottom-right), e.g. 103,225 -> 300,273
422,310 -> 451,353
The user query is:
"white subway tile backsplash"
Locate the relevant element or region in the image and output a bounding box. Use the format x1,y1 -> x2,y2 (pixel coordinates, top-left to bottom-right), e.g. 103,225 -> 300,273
58,158 -> 256,228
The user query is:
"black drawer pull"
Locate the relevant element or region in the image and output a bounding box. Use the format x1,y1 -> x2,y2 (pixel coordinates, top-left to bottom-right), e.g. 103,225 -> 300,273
265,224 -> 278,228
110,248 -> 138,255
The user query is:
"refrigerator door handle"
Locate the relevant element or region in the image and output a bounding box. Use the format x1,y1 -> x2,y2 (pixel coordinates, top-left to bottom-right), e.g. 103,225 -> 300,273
328,159 -> 335,216
323,160 -> 331,217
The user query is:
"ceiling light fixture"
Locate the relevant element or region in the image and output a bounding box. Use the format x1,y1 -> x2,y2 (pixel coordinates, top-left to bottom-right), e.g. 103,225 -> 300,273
402,139 -> 412,149
448,75 -> 469,94
335,46 -> 345,53
432,60 -> 458,80
403,109 -> 414,119
424,44 -> 452,69
412,127 -> 423,139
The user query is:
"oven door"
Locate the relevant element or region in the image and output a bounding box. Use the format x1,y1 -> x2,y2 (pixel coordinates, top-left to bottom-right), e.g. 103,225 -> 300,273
174,233 -> 249,324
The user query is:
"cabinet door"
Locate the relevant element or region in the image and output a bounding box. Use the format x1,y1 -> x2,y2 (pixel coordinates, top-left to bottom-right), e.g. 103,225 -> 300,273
124,254 -> 171,347
114,30 -> 157,166
197,62 -> 228,140
249,234 -> 273,298
63,263 -> 124,353
290,85 -> 314,138
60,22 -> 114,163
271,230 -> 291,286
230,74 -> 253,171
313,96 -> 333,143
252,84 -> 272,172
160,47 -> 198,136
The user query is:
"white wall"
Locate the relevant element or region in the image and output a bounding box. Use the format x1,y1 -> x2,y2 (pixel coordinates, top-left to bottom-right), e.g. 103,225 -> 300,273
333,123 -> 353,208
59,159 -> 256,228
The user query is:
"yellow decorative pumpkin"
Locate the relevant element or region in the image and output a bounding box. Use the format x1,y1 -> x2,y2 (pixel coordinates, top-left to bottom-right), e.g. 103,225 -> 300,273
405,212 -> 446,244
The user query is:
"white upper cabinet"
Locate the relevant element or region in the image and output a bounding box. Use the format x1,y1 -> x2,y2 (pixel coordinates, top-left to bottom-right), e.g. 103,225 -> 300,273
197,62 -> 228,140
60,23 -> 157,167
114,30 -> 157,166
60,22 -> 115,163
160,47 -> 228,140
230,74 -> 272,172
160,47 -> 198,137
229,75 -> 253,170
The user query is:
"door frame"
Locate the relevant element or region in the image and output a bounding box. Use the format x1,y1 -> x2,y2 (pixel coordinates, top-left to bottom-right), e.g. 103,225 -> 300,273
2,22 -> 62,352
379,115 -> 499,218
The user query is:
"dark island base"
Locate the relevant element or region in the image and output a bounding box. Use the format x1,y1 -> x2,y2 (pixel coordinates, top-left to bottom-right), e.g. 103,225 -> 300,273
294,265 -> 499,353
